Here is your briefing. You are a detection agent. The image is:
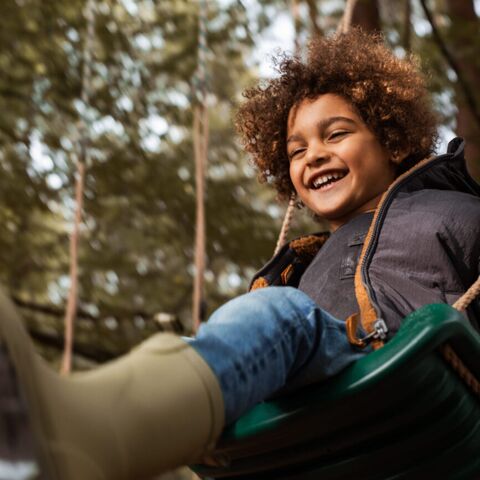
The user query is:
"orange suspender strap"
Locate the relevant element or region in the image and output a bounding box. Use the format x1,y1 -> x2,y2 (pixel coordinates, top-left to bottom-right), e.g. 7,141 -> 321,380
346,155 -> 436,350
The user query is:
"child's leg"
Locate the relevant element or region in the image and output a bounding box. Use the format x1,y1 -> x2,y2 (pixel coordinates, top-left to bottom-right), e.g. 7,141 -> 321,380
187,286 -> 369,425
0,289 -> 224,480
0,286 -> 367,479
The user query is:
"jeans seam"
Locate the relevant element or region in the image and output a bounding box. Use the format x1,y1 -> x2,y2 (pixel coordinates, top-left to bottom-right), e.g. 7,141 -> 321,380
294,306 -> 347,376
236,305 -> 318,387
295,304 -> 318,337
234,307 -> 309,382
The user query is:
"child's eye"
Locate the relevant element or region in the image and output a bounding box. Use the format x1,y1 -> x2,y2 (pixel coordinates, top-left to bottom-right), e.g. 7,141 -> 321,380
288,148 -> 305,160
328,131 -> 348,140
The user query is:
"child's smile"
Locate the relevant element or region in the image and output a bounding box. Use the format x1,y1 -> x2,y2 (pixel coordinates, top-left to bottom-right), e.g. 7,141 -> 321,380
287,94 -> 400,230
309,170 -> 347,192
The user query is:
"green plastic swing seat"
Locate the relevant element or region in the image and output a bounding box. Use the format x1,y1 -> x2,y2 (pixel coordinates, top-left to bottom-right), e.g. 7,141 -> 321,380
193,304 -> 480,480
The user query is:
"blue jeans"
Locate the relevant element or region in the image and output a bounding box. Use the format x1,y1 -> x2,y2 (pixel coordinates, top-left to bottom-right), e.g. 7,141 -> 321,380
186,287 -> 369,425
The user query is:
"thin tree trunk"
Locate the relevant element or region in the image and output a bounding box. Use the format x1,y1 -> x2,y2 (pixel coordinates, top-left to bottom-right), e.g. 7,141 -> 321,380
420,0 -> 480,125
351,0 -> 380,32
305,0 -> 323,37
402,0 -> 411,51
445,0 -> 480,179
291,0 -> 302,53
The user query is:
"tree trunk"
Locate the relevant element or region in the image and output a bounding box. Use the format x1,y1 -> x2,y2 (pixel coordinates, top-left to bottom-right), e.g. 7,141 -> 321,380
305,0 -> 322,37
445,0 -> 480,179
402,0 -> 412,52
351,0 -> 381,32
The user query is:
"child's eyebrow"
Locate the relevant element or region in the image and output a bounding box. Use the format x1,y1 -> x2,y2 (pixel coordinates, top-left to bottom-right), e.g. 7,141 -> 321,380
287,116 -> 356,144
318,116 -> 356,132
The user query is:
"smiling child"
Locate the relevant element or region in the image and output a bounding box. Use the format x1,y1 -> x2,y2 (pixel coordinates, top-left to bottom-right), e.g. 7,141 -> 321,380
287,93 -> 399,230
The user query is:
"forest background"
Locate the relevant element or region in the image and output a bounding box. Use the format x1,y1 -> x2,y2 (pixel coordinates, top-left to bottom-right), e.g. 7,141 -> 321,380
0,0 -> 479,369
1,0 -> 479,478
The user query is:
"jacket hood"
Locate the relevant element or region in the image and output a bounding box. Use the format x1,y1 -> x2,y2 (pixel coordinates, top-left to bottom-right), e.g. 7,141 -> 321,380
398,137 -> 480,198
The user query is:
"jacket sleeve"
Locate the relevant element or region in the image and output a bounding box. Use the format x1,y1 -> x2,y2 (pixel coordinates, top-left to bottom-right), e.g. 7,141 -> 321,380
442,196 -> 480,332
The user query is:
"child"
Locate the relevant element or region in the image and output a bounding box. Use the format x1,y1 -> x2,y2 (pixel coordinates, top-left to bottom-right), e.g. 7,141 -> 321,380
0,29 -> 479,480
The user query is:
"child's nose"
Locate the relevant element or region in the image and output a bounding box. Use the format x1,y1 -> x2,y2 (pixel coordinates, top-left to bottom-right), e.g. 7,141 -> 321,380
305,144 -> 331,167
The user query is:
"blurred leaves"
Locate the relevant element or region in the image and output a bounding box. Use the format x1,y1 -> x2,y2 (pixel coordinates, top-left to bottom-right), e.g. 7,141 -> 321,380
0,0 -> 478,366
0,0 -> 284,365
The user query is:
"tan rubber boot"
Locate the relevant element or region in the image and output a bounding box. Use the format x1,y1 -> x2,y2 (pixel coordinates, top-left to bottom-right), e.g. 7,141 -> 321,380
0,290 -> 224,480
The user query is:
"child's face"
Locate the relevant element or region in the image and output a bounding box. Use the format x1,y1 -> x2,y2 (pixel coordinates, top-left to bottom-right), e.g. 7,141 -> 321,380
287,94 -> 399,230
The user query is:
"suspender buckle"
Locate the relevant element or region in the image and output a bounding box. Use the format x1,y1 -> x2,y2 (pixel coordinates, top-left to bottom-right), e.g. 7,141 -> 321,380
359,319 -> 388,344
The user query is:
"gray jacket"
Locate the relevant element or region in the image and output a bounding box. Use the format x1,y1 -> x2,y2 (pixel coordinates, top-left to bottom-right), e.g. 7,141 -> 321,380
250,138 -> 480,347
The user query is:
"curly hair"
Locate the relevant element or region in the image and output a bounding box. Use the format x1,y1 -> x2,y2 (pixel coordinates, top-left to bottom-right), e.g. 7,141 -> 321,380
236,28 -> 439,199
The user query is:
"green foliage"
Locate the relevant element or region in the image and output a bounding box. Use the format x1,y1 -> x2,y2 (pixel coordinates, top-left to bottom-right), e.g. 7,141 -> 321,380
0,0 -> 287,363
0,0 -> 478,366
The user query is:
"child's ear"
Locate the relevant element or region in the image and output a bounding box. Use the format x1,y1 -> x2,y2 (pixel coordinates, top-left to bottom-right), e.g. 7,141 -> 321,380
390,150 -> 409,165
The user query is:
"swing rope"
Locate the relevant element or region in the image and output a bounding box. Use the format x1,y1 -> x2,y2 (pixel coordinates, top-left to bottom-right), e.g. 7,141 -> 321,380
442,274 -> 480,399
192,0 -> 209,331
274,195 -> 296,255
441,343 -> 480,397
274,0 -> 358,256
453,274 -> 480,312
60,0 -> 95,375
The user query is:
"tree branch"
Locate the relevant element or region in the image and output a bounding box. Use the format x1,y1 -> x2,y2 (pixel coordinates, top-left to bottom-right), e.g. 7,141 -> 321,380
12,295 -> 94,320
419,0 -> 480,127
12,294 -> 182,330
28,326 -> 118,363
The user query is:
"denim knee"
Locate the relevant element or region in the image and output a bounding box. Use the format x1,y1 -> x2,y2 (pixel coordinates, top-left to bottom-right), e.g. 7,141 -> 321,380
188,287 -> 321,423
206,286 -> 318,334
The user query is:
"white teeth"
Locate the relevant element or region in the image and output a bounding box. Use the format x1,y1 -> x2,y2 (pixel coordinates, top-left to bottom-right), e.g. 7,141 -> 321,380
311,172 -> 345,189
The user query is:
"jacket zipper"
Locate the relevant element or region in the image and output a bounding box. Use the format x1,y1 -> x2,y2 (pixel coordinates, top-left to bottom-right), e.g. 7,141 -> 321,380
360,153 -> 452,322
